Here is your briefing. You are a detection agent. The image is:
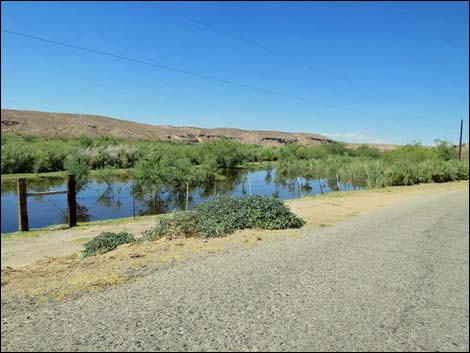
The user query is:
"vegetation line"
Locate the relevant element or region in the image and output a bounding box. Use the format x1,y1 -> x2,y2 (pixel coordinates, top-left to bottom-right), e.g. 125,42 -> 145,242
1,132 -> 468,200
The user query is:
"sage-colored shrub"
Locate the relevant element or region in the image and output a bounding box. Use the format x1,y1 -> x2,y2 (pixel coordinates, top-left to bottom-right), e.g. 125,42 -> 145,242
142,196 -> 304,240
196,196 -> 304,237
82,231 -> 136,257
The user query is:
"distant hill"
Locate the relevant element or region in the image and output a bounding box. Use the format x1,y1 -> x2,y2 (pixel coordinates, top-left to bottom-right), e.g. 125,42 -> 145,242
1,109 -> 335,146
1,109 -> 400,149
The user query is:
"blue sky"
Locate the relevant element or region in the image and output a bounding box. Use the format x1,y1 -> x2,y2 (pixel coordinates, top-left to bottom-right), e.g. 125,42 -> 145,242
1,1 -> 468,145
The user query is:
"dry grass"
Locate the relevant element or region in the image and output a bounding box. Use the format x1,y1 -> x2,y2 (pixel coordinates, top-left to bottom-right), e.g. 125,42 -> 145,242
1,230 -> 300,302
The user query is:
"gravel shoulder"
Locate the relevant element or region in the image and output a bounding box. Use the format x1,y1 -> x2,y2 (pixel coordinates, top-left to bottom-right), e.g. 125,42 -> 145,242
1,184 -> 469,351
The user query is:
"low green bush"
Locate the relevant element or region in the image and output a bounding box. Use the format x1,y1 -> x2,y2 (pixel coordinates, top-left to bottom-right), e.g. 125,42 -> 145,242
276,157 -> 468,187
82,231 -> 136,257
140,212 -> 200,241
196,196 -> 304,237
142,196 -> 304,240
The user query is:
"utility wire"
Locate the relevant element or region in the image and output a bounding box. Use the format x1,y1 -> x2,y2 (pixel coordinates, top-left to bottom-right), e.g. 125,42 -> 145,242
154,4 -> 366,89
1,29 -> 308,103
2,28 -> 374,113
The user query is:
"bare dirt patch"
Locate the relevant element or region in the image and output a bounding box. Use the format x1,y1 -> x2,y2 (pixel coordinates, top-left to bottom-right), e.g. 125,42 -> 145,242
286,181 -> 469,227
1,230 -> 300,303
1,216 -> 157,268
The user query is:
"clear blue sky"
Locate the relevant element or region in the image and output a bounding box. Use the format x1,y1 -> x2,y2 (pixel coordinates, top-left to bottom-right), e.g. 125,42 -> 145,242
1,1 -> 468,145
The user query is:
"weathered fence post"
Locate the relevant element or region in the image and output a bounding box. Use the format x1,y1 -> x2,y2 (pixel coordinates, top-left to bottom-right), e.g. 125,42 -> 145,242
351,172 -> 356,190
318,179 -> 324,195
335,173 -> 340,191
17,178 -> 29,231
67,175 -> 77,227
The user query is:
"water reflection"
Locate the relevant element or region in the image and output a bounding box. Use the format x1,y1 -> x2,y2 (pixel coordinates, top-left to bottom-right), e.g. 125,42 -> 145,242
1,168 -> 364,233
1,177 -> 65,195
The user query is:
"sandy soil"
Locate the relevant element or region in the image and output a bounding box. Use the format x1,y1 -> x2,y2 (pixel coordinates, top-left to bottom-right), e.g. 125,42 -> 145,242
1,217 -> 156,268
1,181 -> 468,303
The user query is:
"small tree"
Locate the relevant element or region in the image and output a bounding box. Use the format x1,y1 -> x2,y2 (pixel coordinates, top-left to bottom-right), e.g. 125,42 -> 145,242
64,152 -> 90,191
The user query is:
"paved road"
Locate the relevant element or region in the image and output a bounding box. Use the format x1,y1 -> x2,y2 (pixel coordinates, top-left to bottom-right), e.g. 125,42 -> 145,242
2,189 -> 469,352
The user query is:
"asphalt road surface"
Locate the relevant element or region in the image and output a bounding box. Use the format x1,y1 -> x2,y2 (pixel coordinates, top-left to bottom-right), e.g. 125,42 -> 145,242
1,189 -> 469,352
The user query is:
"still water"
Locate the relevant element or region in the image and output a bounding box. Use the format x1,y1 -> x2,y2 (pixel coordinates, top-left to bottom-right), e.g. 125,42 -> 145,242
1,168 -> 362,234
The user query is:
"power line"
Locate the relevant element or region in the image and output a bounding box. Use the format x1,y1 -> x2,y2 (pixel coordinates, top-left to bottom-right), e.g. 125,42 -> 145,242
3,28 -> 414,122
1,29 -> 307,103
1,28 -> 368,113
154,4 -> 367,89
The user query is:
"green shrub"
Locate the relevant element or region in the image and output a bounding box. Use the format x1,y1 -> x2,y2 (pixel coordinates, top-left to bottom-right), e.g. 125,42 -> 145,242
82,231 -> 136,257
141,212 -> 201,241
64,152 -> 91,191
1,144 -> 36,173
141,196 -> 304,240
353,145 -> 381,159
381,143 -> 438,163
434,139 -> 458,161
196,196 -> 304,237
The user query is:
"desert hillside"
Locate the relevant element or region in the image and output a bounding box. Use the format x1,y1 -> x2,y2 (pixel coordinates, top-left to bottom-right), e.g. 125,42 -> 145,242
1,109 -> 402,149
1,109 -> 335,146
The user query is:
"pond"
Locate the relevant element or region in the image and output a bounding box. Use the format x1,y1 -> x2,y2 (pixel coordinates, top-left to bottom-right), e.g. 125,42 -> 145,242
1,168 -> 363,234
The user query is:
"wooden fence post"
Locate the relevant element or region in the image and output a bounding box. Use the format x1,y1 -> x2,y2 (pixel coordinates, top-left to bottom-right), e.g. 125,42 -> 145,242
67,175 -> 77,227
335,173 -> 340,191
17,178 -> 29,231
318,179 -> 324,195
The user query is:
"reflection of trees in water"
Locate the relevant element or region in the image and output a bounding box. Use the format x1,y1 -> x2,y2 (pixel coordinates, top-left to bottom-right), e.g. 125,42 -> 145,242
96,184 -> 122,211
60,203 -> 90,223
77,204 -> 91,222
217,169 -> 246,196
132,189 -> 192,215
272,182 -> 280,198
303,181 -> 313,192
275,177 -> 298,195
131,168 -> 248,215
327,177 -> 339,191
1,177 -> 65,195
265,169 -> 273,184
132,190 -> 171,216
198,169 -> 246,198
3,168 -> 369,223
